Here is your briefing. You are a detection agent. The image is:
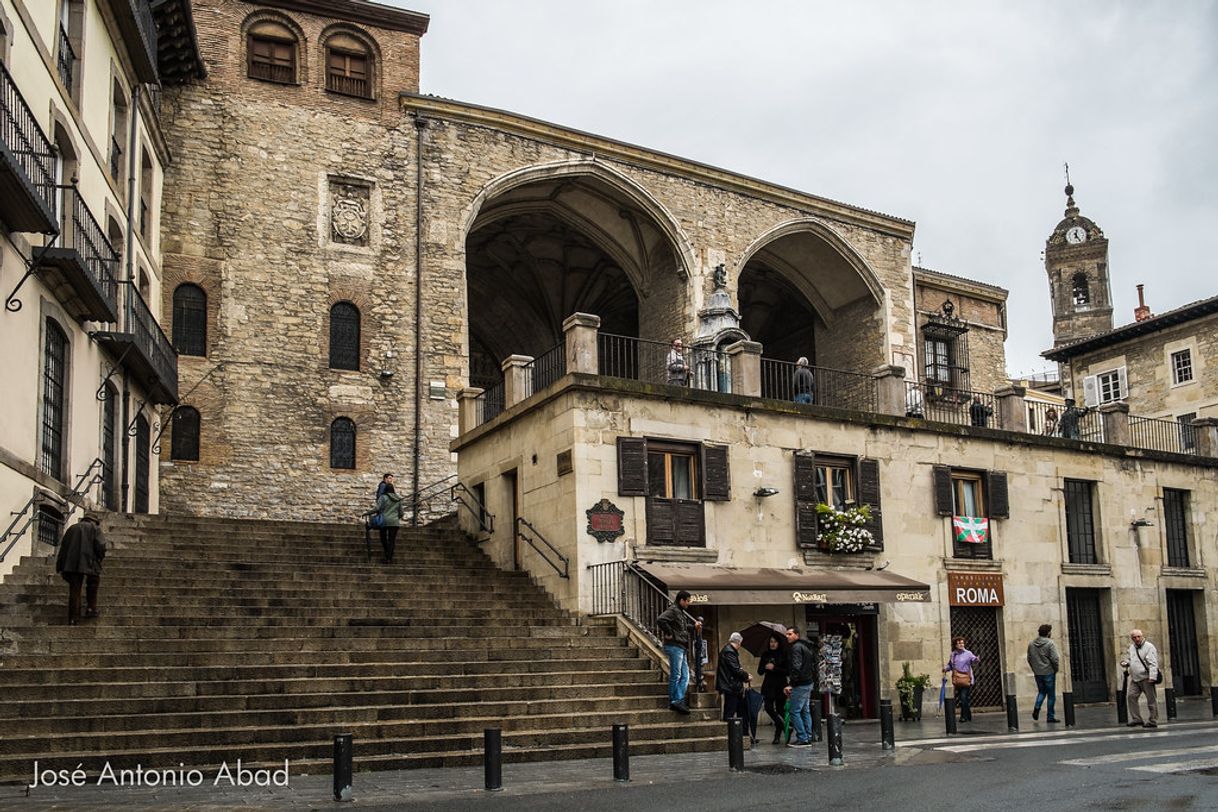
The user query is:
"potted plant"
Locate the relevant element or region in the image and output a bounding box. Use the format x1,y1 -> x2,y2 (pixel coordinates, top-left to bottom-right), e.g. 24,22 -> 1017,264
815,503 -> 874,553
896,662 -> 932,721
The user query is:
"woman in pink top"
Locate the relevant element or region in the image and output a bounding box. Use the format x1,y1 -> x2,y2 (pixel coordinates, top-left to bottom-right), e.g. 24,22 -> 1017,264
944,636 -> 980,722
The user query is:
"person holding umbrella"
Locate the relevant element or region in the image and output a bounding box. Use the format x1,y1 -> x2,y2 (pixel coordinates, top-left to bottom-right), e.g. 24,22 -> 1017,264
757,632 -> 789,743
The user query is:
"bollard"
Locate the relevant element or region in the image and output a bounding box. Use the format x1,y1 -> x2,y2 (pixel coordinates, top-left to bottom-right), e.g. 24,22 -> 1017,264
332,733 -> 353,803
484,728 -> 503,791
810,696 -> 823,742
826,713 -> 844,766
727,719 -> 745,771
1063,692 -> 1076,727
1211,686 -> 1218,718
944,697 -> 958,734
1165,688 -> 1177,720
612,724 -> 630,782
879,698 -> 895,750
1005,693 -> 1019,733
1116,688 -> 1128,725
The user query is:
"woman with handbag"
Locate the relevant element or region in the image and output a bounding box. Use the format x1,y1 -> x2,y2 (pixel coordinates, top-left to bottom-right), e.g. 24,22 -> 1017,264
758,633 -> 789,744
943,635 -> 980,722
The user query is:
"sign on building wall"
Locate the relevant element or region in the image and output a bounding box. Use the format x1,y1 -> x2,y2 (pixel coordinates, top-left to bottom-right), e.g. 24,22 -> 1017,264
947,572 -> 1005,607
585,498 -> 625,543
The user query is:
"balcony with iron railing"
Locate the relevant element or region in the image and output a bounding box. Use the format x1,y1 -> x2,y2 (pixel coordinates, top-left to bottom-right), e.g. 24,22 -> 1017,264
0,60 -> 59,234
111,0 -> 160,83
31,186 -> 120,323
57,25 -> 76,95
94,283 -> 179,405
109,136 -> 123,182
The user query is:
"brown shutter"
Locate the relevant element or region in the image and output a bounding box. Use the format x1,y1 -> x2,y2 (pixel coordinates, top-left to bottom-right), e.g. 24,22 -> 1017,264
794,452 -> 819,549
617,437 -> 647,496
858,457 -> 884,549
702,444 -> 730,502
987,470 -> 1009,519
675,500 -> 706,547
646,498 -> 676,545
933,465 -> 954,516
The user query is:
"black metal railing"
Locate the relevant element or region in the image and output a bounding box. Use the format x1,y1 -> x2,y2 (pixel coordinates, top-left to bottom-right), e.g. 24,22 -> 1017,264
474,381 -> 505,427
124,282 -> 179,396
1026,400 -> 1062,437
453,482 -> 494,535
515,517 -> 569,578
0,458 -> 103,562
760,357 -> 879,411
905,381 -> 1002,429
109,135 -> 123,181
525,341 -> 566,399
1130,415 -> 1195,456
132,0 -> 159,77
139,197 -> 149,239
598,333 -> 732,393
57,25 -> 76,94
60,185 -> 120,315
0,60 -> 58,216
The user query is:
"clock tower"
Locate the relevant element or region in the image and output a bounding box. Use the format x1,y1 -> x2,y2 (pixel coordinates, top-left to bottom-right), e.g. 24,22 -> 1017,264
1045,183 -> 1113,347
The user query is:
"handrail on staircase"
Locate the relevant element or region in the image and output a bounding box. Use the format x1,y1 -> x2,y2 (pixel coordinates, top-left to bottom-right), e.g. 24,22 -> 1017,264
0,457 -> 104,562
514,517 -> 569,579
452,481 -> 494,536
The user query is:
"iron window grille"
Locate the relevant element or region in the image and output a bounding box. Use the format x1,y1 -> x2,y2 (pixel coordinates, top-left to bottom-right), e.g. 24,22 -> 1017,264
1064,479 -> 1098,564
102,384 -> 118,510
921,307 -> 970,393
40,318 -> 68,482
134,415 -> 150,513
329,302 -> 361,370
1171,350 -> 1193,385
171,407 -> 201,462
1163,488 -> 1190,568
330,418 -> 356,469
57,24 -> 75,95
37,504 -> 64,548
1178,413 -> 1197,451
172,284 -> 207,356
248,35 -> 296,84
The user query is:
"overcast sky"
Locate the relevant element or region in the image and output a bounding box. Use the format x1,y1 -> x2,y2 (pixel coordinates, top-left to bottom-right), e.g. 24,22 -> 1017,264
398,1 -> 1218,376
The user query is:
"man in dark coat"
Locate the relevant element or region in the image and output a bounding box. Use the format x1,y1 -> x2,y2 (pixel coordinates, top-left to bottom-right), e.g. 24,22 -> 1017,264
55,512 -> 106,624
716,632 -> 752,728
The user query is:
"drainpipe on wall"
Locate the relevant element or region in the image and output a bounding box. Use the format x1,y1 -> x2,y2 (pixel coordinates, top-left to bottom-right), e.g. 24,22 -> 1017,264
411,115 -> 427,527
119,85 -> 141,512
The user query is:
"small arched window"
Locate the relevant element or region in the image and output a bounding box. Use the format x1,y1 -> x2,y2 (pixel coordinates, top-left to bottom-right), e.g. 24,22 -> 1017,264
1071,273 -> 1091,307
172,283 -> 207,356
329,301 -> 360,370
324,31 -> 373,99
247,19 -> 298,84
330,417 -> 356,469
171,406 -> 201,461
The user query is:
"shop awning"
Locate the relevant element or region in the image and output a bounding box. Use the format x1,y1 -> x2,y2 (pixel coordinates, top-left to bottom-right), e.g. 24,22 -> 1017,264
635,563 -> 932,605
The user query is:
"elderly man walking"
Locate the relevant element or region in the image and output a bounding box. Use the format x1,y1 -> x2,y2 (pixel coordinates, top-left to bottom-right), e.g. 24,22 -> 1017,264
1120,629 -> 1161,728
55,512 -> 107,625
717,632 -> 752,729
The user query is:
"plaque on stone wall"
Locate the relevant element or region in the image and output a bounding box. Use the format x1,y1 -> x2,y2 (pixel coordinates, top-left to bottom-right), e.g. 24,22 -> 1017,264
329,179 -> 370,246
585,498 -> 624,543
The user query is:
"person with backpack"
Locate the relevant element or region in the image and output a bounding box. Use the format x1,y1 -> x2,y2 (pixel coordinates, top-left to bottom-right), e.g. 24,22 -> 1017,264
374,482 -> 404,564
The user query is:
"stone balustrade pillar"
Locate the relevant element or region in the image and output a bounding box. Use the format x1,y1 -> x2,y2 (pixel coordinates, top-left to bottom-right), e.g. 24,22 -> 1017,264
563,312 -> 601,375
458,387 -> 484,435
995,385 -> 1028,433
501,355 -> 533,409
726,340 -> 762,397
1190,417 -> 1218,458
1099,401 -> 1130,446
873,365 -> 907,417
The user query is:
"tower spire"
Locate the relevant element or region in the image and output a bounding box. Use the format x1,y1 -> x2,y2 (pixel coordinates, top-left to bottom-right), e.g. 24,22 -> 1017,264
1063,162 -> 1078,216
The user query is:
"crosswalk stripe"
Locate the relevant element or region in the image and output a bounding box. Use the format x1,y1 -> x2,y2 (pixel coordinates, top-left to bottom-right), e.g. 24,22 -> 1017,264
935,727 -> 1217,753
1060,743 -> 1218,766
907,720 -> 1218,749
1131,756 -> 1218,774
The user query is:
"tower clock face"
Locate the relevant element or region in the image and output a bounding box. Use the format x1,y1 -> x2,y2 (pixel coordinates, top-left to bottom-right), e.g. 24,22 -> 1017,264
1065,226 -> 1087,245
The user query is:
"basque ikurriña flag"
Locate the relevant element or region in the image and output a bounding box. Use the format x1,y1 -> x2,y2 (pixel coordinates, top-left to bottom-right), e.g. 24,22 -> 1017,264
952,515 -> 989,544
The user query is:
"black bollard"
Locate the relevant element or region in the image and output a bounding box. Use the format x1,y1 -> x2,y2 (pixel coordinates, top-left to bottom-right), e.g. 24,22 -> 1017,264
1165,688 -> 1177,720
1005,693 -> 1019,733
1063,692 -> 1076,727
810,696 -> 823,742
944,697 -> 958,734
1116,689 -> 1128,724
727,719 -> 745,771
484,728 -> 503,791
826,713 -> 844,766
612,724 -> 630,782
332,733 -> 353,803
1211,686 -> 1218,718
879,698 -> 895,750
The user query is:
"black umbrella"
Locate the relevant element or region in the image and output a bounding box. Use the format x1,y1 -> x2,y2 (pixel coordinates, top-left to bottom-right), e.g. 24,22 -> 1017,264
739,621 -> 788,657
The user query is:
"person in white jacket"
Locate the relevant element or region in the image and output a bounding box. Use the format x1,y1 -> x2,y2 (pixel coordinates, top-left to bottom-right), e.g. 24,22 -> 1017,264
1119,629 -> 1161,728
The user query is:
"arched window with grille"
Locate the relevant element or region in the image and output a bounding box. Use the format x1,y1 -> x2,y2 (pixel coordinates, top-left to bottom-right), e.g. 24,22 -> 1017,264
40,318 -> 69,481
330,417 -> 356,469
172,284 -> 207,356
171,406 -> 201,462
329,301 -> 360,370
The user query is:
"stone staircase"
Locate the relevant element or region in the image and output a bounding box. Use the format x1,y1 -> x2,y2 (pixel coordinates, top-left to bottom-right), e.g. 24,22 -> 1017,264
0,514 -> 723,782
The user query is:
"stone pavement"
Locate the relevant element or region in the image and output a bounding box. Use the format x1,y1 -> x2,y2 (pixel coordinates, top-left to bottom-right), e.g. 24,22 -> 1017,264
4,697 -> 1212,810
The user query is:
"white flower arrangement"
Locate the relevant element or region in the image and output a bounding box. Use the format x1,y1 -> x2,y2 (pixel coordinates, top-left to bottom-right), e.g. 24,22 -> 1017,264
815,503 -> 875,553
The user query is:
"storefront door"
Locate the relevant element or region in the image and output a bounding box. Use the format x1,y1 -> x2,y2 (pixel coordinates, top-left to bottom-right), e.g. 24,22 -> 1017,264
1166,590 -> 1202,696
805,608 -> 878,719
1066,588 -> 1108,703
949,606 -> 1002,708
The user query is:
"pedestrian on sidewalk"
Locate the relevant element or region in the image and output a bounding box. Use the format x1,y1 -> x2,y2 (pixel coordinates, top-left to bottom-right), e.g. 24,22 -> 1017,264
783,626 -> 815,747
1120,629 -> 1161,728
758,633 -> 789,743
1027,623 -> 1061,722
55,511 -> 106,625
717,632 -> 752,733
374,482 -> 404,564
944,636 -> 979,722
656,591 -> 700,713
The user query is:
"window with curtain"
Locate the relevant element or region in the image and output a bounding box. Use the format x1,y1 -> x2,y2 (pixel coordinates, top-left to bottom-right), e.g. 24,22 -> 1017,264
329,301 -> 360,370
172,283 -> 207,356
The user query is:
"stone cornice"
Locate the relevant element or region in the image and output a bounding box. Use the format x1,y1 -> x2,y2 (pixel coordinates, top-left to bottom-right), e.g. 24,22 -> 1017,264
402,94 -> 916,241
243,0 -> 430,35
913,267 -> 1008,302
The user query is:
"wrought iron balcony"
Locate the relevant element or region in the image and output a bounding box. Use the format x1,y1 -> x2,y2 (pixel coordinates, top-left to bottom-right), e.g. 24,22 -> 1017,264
94,283 -> 179,405
31,186 -> 120,323
109,135 -> 123,182
57,25 -> 76,94
0,60 -> 59,234
111,0 -> 160,83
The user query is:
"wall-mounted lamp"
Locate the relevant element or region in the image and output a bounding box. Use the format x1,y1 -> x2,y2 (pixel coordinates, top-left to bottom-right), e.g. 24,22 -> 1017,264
378,349 -> 397,381
1130,518 -> 1153,528
753,487 -> 780,498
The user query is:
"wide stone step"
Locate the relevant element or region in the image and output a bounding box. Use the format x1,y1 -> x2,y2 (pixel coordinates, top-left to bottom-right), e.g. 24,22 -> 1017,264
0,606 -> 573,625
1,595 -> 559,613
0,578 -> 545,600
0,621 -> 603,640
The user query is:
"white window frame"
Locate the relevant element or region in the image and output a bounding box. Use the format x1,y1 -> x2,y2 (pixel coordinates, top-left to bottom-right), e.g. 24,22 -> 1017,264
1085,366 -> 1126,406
1170,349 -> 1194,386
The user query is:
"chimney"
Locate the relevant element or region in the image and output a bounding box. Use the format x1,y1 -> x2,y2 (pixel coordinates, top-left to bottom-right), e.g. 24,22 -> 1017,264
1134,284 -> 1152,322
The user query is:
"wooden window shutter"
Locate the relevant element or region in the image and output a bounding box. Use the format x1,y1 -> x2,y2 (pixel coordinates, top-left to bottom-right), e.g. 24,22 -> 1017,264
858,457 -> 884,549
986,470 -> 1010,519
675,500 -> 706,547
702,443 -> 730,501
794,452 -> 819,549
646,498 -> 676,545
933,465 -> 954,515
617,437 -> 647,496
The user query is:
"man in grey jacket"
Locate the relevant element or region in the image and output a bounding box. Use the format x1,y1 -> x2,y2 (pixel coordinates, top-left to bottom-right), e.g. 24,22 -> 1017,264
1027,624 -> 1061,722
1120,629 -> 1161,728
